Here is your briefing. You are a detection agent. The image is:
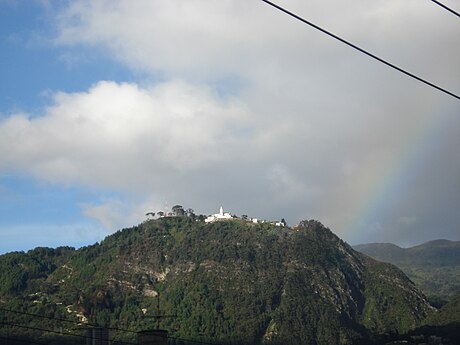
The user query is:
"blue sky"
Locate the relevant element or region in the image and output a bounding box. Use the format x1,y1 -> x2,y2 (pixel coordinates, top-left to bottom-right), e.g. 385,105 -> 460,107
1,0 -> 459,254
0,1 -> 134,252
0,2 -> 137,113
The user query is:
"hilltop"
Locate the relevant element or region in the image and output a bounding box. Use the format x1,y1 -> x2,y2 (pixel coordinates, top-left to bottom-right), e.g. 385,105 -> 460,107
0,218 -> 434,345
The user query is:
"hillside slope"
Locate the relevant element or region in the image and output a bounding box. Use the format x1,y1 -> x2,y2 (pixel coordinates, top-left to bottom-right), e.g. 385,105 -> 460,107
354,240 -> 460,302
0,218 -> 432,345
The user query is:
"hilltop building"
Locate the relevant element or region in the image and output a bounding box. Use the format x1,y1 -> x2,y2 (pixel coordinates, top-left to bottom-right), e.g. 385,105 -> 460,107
205,206 -> 233,223
147,204 -> 286,227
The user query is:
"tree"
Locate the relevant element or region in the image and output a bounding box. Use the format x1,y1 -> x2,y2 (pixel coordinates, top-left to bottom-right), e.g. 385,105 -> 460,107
157,211 -> 165,218
242,215 -> 248,221
186,208 -> 196,219
172,205 -> 185,217
196,214 -> 206,222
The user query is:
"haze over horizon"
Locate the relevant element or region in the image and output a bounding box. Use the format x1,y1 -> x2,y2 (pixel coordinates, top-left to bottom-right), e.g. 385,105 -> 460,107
1,0 -> 459,254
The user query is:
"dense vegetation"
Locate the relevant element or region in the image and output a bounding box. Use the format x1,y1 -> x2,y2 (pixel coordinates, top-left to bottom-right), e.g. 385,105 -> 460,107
427,290 -> 460,326
354,240 -> 460,305
0,218 -> 437,344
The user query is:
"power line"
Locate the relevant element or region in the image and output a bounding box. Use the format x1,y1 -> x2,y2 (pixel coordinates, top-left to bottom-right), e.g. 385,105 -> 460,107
431,0 -> 460,18
1,321 -> 87,342
0,307 -> 137,334
0,321 -> 138,345
168,335 -> 223,345
261,0 -> 460,101
1,307 -> 84,327
1,307 -> 223,345
1,308 -> 138,345
1,320 -> 223,345
0,308 -> 230,345
0,336 -> 46,345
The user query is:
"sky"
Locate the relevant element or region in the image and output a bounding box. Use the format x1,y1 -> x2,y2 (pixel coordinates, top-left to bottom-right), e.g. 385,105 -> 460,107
0,0 -> 459,254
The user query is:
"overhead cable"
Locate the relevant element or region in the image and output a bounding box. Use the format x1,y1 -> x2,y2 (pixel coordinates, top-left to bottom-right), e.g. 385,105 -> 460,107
0,321 -> 137,345
431,0 -> 460,18
168,334 -> 223,345
261,0 -> 460,101
0,336 -> 46,345
0,307 -> 137,334
1,307 -> 222,345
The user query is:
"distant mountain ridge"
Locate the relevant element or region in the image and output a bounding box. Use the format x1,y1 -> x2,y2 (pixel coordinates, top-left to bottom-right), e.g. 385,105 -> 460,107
0,218 -> 434,345
354,239 -> 460,302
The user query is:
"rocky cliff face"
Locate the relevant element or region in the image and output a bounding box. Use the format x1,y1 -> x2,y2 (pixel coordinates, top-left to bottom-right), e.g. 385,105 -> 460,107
0,218 -> 432,345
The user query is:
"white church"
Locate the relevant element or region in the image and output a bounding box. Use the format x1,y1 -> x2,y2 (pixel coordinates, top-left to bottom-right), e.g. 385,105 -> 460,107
205,206 -> 234,223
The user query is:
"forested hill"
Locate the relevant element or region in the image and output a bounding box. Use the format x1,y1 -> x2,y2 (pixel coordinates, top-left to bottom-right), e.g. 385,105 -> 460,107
0,218 -> 433,345
354,240 -> 460,303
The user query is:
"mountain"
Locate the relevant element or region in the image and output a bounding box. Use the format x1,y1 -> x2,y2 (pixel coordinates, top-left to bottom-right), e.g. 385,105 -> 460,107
354,240 -> 460,303
0,218 -> 433,345
352,243 -> 406,263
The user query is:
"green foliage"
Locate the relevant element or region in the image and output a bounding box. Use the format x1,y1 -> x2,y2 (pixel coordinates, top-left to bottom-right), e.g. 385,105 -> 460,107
426,290 -> 460,326
359,257 -> 427,333
0,247 -> 74,295
354,240 -> 460,301
0,218 -> 433,345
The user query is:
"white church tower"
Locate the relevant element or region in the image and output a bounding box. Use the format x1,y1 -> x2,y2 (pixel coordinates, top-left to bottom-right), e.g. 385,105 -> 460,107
205,206 -> 233,223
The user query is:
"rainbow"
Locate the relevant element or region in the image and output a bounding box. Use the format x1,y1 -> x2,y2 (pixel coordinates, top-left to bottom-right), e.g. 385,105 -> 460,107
344,101 -> 456,243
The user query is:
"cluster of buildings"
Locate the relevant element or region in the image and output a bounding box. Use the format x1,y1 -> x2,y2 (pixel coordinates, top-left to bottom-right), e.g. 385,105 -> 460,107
204,206 -> 233,223
146,205 -> 286,227
205,206 -> 286,227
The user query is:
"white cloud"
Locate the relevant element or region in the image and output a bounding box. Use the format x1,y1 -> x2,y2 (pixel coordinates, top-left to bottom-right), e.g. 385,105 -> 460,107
81,195 -> 166,231
2,0 -> 460,246
54,0 -> 459,90
82,199 -> 129,230
0,80 -> 253,190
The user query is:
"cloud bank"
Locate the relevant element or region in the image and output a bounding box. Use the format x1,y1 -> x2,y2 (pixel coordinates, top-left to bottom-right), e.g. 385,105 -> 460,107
1,0 -> 459,245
